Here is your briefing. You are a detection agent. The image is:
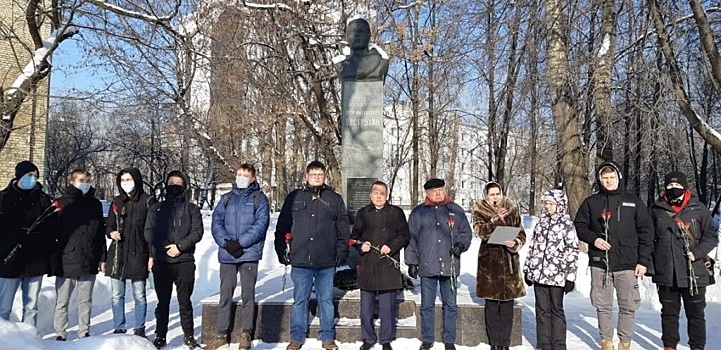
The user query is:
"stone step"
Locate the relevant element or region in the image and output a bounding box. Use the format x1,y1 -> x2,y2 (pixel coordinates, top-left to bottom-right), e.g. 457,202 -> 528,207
308,298 -> 417,320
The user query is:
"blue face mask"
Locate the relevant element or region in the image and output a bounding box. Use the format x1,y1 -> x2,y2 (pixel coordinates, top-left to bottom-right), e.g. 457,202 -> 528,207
18,174 -> 37,190
236,176 -> 249,189
75,182 -> 91,194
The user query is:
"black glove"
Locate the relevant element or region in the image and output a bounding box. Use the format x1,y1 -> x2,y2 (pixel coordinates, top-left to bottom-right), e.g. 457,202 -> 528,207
564,280 -> 575,294
449,243 -> 464,258
278,251 -> 290,266
408,265 -> 418,279
224,239 -> 244,259
524,274 -> 533,287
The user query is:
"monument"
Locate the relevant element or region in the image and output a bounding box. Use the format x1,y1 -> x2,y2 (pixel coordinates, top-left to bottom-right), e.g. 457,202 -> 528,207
333,16 -> 389,223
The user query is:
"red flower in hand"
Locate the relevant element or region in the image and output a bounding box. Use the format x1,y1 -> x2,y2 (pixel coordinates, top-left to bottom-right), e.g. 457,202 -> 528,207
112,204 -> 118,214
601,211 -> 612,219
284,232 -> 292,244
349,238 -> 364,246
52,200 -> 62,213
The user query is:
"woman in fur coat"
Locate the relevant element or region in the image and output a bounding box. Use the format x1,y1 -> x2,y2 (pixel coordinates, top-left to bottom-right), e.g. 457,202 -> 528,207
523,189 -> 579,350
472,182 -> 526,350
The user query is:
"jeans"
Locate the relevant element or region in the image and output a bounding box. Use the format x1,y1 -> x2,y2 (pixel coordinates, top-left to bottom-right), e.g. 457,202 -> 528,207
0,276 -> 44,328
290,266 -> 335,343
420,276 -> 457,343
111,278 -> 147,331
54,275 -> 96,338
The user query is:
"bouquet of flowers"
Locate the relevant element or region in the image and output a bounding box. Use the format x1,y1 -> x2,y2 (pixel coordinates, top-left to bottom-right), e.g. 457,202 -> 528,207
675,218 -> 698,295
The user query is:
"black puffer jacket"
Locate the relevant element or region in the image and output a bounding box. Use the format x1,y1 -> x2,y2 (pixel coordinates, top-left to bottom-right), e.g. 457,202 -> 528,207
54,186 -> 107,278
650,193 -> 718,288
274,185 -> 350,268
144,172 -> 203,263
351,203 -> 409,291
0,181 -> 55,278
574,161 -> 654,272
106,168 -> 156,280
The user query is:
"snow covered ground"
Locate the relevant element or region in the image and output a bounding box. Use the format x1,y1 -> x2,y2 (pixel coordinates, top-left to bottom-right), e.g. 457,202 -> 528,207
1,211 -> 720,349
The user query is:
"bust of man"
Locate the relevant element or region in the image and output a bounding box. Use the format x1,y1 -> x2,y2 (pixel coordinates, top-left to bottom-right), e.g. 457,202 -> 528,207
334,17 -> 389,83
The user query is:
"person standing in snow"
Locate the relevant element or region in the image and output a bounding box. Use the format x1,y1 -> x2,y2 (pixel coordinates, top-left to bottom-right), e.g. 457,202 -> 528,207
53,169 -> 106,341
574,161 -> 654,350
523,188 -> 579,350
144,170 -> 204,349
208,164 -> 270,350
106,167 -> 155,337
274,160 -> 350,350
472,182 -> 526,350
405,178 -> 472,350
0,161 -> 56,328
351,181 -> 409,350
650,171 -> 717,350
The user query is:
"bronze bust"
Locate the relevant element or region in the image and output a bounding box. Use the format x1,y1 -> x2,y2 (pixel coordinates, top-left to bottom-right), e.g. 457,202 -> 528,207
334,17 -> 389,83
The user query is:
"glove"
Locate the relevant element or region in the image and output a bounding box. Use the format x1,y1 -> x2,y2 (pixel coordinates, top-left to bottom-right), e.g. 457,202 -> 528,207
278,251 -> 290,266
408,265 -> 418,279
524,274 -> 533,287
224,239 -> 244,259
564,280 -> 575,294
449,243 -> 464,258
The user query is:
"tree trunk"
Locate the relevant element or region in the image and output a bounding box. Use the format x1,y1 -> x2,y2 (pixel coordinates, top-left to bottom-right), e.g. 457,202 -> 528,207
593,0 -> 617,162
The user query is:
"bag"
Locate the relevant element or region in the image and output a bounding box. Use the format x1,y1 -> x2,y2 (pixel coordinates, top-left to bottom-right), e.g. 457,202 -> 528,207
704,257 -> 715,285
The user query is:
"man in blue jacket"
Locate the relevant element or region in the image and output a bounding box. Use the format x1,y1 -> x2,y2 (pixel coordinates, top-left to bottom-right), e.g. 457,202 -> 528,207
405,179 -> 472,350
275,161 -> 350,350
210,163 -> 270,350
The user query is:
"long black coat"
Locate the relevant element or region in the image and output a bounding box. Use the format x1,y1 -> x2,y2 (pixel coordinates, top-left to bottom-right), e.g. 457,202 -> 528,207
54,186 -> 107,278
351,203 -> 409,291
106,168 -> 155,280
0,181 -> 55,278
650,194 -> 718,288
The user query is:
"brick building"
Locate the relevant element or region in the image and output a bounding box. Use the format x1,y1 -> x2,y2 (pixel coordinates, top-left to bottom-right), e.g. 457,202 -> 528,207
0,0 -> 50,185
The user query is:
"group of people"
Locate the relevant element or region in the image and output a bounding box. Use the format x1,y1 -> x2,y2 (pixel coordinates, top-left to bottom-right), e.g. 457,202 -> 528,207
0,161 -> 206,349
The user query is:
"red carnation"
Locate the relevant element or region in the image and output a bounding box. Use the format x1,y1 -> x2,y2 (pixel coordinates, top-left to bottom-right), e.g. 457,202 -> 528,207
112,204 -> 118,214
601,211 -> 612,219
284,232 -> 292,244
52,200 -> 62,213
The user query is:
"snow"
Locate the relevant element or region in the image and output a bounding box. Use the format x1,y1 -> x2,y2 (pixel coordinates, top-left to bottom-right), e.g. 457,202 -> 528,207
2,211 -> 720,349
597,33 -> 611,58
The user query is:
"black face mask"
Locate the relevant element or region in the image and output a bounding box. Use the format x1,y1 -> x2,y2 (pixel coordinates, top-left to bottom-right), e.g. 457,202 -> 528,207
665,188 -> 685,202
166,184 -> 184,197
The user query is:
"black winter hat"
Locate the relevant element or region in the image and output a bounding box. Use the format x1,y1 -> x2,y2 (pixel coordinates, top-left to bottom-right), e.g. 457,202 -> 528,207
15,161 -> 38,179
664,171 -> 688,189
423,178 -> 445,190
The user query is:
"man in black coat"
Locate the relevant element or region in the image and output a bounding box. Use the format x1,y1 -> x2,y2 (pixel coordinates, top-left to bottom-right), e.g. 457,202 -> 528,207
144,170 -> 204,349
650,171 -> 717,350
53,169 -> 106,341
274,161 -> 350,350
106,167 -> 155,337
0,161 -> 55,328
574,161 -> 654,350
351,181 -> 409,350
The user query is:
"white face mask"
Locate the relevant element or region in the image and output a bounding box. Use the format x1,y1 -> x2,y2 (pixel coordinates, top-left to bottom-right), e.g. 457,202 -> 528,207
236,176 -> 249,189
121,181 -> 135,194
75,182 -> 91,194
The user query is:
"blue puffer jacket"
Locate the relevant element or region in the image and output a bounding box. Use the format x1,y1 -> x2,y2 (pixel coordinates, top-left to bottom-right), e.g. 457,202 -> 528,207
212,181 -> 270,263
405,198 -> 473,277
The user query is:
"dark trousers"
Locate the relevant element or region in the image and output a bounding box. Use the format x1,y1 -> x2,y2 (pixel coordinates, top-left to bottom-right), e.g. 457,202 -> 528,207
534,284 -> 566,350
153,261 -> 195,337
659,285 -> 706,349
360,289 -> 398,345
485,299 -> 514,347
217,262 -> 258,335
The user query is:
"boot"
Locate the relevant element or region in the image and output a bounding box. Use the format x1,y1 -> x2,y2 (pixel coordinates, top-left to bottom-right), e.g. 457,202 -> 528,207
239,332 -> 252,350
618,341 -> 631,350
322,341 -> 339,350
601,339 -> 614,350
183,335 -> 202,350
153,336 -> 167,349
419,342 -> 433,350
206,334 -> 228,350
286,341 -> 302,350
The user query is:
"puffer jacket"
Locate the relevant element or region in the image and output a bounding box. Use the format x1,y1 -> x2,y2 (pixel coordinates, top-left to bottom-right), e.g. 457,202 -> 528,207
212,181 -> 270,263
405,196 -> 472,278
523,189 -> 579,287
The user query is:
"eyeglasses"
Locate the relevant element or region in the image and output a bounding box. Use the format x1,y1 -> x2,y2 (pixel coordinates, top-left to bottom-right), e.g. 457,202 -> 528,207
308,173 -> 325,178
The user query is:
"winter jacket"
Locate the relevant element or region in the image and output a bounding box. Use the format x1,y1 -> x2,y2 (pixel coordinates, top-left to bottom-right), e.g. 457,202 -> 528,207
472,183 -> 527,301
144,173 -> 204,264
650,192 -> 718,288
0,181 -> 56,278
351,203 -> 410,291
405,197 -> 472,278
574,161 -> 654,272
523,189 -> 579,287
274,185 -> 350,268
54,186 -> 107,279
212,181 -> 270,264
106,168 -> 155,280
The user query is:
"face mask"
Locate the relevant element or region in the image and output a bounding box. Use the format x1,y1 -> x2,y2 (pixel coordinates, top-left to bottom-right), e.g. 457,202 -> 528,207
166,184 -> 184,197
121,181 -> 135,194
18,174 -> 37,190
236,176 -> 249,189
75,182 -> 91,194
666,188 -> 685,201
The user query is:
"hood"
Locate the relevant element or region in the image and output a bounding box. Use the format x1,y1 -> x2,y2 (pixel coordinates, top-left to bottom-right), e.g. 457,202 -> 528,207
541,189 -> 569,218
596,161 -> 624,194
116,167 -> 144,200
165,170 -> 189,192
